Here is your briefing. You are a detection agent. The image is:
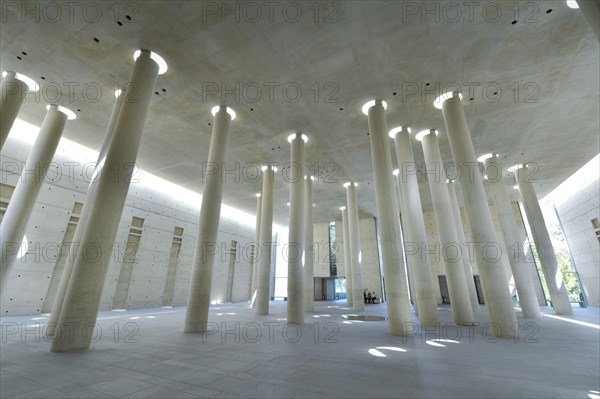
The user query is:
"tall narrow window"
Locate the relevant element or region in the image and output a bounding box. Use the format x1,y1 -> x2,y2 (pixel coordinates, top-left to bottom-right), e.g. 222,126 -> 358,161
328,222 -> 337,276
112,217 -> 144,309
161,227 -> 183,307
0,183 -> 15,222
592,218 -> 600,243
226,240 -> 238,302
42,202 -> 83,312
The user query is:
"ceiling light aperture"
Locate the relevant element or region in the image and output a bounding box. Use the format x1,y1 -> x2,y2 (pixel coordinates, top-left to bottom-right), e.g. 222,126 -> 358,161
566,0 -> 579,9
361,100 -> 388,115
211,106 -> 236,120
2,71 -> 39,92
46,104 -> 76,120
133,50 -> 168,74
389,126 -> 411,138
433,91 -> 463,109
287,133 -> 308,143
415,129 -> 437,141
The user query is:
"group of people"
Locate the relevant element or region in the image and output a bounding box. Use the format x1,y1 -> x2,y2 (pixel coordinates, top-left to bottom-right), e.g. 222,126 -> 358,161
363,290 -> 378,304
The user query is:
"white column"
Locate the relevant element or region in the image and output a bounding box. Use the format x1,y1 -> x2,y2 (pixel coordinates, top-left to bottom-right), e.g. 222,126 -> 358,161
436,92 -> 517,338
446,179 -> 480,311
362,100 -> 412,335
1,71 -> 37,150
250,193 -> 262,307
46,88 -> 127,336
256,166 -> 276,315
576,0 -> 600,41
340,207 -> 353,306
287,133 -> 306,324
1,104 -> 72,286
184,105 -> 235,332
51,50 -> 164,352
513,164 -> 572,315
390,126 -> 439,325
345,182 -> 365,311
304,176 -> 315,312
480,154 -> 541,318
417,129 -> 474,325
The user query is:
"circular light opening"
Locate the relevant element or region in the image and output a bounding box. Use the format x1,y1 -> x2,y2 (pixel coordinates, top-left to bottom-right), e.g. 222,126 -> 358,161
287,133 -> 308,143
255,193 -> 261,198
114,89 -> 122,99
361,100 -> 388,115
304,175 -> 315,181
392,169 -> 400,176
389,126 -> 411,138
566,0 -> 579,9
47,104 -> 76,120
433,91 -> 463,109
477,153 -> 495,163
507,164 -> 525,172
339,206 -> 346,211
415,129 -> 437,141
261,165 -> 278,172
2,71 -> 39,92
133,50 -> 168,74
211,105 -> 236,120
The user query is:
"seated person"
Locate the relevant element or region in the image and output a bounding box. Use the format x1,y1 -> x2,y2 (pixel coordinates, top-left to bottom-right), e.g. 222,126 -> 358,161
367,292 -> 373,303
371,292 -> 377,303
363,291 -> 367,304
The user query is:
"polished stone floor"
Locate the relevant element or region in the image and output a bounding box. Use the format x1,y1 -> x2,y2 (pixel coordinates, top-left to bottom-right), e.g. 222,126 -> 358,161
1,300 -> 598,398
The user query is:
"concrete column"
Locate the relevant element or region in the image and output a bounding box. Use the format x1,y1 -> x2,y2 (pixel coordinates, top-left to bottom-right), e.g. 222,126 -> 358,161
389,126 -> 438,325
340,207 -> 353,306
184,105 -> 235,332
436,91 -> 517,338
344,182 -> 365,311
513,164 -> 573,315
46,88 -> 127,336
576,0 -> 600,41
256,166 -> 276,315
362,100 -> 412,335
1,71 -> 37,150
480,154 -> 542,318
304,176 -> 315,312
1,104 -> 72,287
50,50 -> 164,352
287,133 -> 306,325
446,179 -> 480,311
250,193 -> 262,307
417,129 -> 474,325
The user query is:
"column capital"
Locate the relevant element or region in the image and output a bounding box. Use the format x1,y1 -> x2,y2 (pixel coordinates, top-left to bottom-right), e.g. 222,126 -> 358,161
388,126 -> 411,138
433,91 -> 463,109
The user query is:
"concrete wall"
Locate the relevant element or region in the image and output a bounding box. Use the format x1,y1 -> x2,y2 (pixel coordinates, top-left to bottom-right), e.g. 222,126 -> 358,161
552,155 -> 600,307
1,133 -> 256,316
334,217 -> 383,298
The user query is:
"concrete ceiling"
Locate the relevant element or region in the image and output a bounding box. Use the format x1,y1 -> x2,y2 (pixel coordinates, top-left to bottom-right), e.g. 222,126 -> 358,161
2,0 -> 599,224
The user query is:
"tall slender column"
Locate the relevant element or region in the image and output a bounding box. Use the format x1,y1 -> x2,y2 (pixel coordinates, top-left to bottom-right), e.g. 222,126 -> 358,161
513,164 -> 572,315
344,182 -> 365,311
1,71 -> 37,150
1,104 -> 73,286
304,176 -> 315,312
446,179 -> 480,311
436,91 -> 517,338
390,126 -> 439,325
50,50 -> 164,352
362,100 -> 412,335
479,154 -> 541,318
184,105 -> 235,332
46,88 -> 127,336
340,207 -> 353,306
417,129 -> 474,325
250,193 -> 262,307
576,0 -> 600,41
256,166 -> 276,315
287,133 -> 306,325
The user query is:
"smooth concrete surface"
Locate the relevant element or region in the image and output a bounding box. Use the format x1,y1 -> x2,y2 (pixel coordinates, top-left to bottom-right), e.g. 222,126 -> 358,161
391,127 -> 439,325
1,301 -> 598,399
419,130 -> 474,325
250,195 -> 262,308
365,101 -> 412,335
446,180 -> 480,311
483,156 -> 541,319
303,176 -> 314,312
345,183 -> 364,312
0,72 -> 28,150
439,93 -> 518,338
286,134 -> 305,325
185,106 -> 234,332
578,0 -> 600,41
256,167 -> 275,316
51,52 -> 160,352
341,208 -> 353,307
46,88 -> 127,336
0,105 -> 68,287
515,166 -> 573,315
